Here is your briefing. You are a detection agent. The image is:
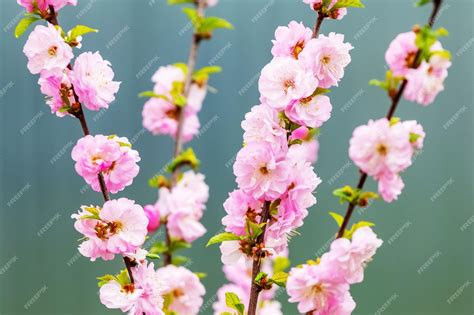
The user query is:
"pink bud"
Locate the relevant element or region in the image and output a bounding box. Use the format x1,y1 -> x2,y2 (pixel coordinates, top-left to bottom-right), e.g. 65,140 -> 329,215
144,205 -> 160,233
291,126 -> 310,141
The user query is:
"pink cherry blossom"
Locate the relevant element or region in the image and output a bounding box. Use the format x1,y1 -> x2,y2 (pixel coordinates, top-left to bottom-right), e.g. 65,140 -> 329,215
156,265 -> 205,315
404,61 -> 447,106
23,23 -> 73,74
287,139 -> 319,164
142,97 -> 200,142
72,198 -> 148,261
285,94 -> 332,128
99,280 -> 141,313
144,204 -> 161,233
17,0 -> 77,12
287,262 -> 355,314
299,33 -> 353,88
259,57 -> 318,110
242,104 -> 287,153
129,263 -> 167,315
222,189 -> 263,236
167,210 -> 206,243
271,21 -> 313,59
71,135 -> 140,194
220,241 -> 244,266
70,51 -> 120,111
38,69 -> 74,116
349,118 -> 413,177
377,171 -> 405,202
385,31 -> 418,76
233,142 -> 290,200
402,120 -> 425,150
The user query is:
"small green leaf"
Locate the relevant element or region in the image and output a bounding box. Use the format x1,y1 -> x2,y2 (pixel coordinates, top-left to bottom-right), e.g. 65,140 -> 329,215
138,91 -> 170,101
171,255 -> 189,265
166,147 -> 200,173
193,66 -> 222,84
254,271 -> 267,283
116,269 -> 130,286
225,292 -> 245,315
183,7 -> 201,28
97,274 -> 116,287
329,212 -> 344,227
268,271 -> 289,287
333,185 -> 359,204
198,16 -> 233,35
68,25 -> 98,42
332,0 -> 365,9
15,16 -> 40,38
195,272 -> 207,279
206,232 -> 241,247
246,220 -> 266,239
148,174 -> 171,188
146,253 -> 161,260
149,241 -> 168,254
168,0 -> 193,4
273,256 -> 290,273
169,240 -> 192,252
344,221 -> 376,239
415,0 -> 431,7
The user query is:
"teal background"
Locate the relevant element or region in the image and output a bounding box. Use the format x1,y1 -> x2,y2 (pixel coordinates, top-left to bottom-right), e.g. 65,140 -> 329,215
0,0 -> 473,314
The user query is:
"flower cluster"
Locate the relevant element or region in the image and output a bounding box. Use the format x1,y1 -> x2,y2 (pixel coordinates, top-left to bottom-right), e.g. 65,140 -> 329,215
23,23 -> 120,116
385,30 -> 451,106
349,118 -> 425,202
287,227 -> 383,314
220,19 -> 352,259
71,135 -> 140,194
213,256 -> 284,315
142,64 -> 205,142
144,171 -> 209,243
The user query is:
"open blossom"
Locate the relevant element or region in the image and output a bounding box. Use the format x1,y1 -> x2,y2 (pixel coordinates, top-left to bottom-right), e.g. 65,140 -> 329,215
70,51 -> 120,111
233,142 -> 290,200
377,171 -> 405,202
71,135 -> 140,194
23,23 -> 73,74
285,94 -> 332,128
287,139 -> 319,164
259,57 -> 318,110
100,263 -> 167,315
38,69 -> 74,116
402,120 -> 425,150
299,33 -> 353,88
142,97 -> 200,142
17,0 -> 77,12
156,265 -> 205,315
287,263 -> 355,314
222,189 -> 263,236
404,60 -> 448,106
72,198 -> 148,261
385,31 -> 418,76
271,21 -> 313,59
349,118 -> 413,177
219,240 -> 245,266
242,104 -> 287,153
321,227 -> 383,284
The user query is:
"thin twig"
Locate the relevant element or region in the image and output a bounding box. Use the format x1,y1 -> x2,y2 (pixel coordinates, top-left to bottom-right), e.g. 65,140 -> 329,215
336,0 -> 443,239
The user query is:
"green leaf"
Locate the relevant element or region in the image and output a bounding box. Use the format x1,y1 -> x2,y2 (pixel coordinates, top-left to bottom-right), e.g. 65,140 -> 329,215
332,0 -> 365,9
195,272 -> 207,279
166,147 -> 200,173
329,212 -> 344,227
415,0 -> 431,7
225,292 -> 245,315
193,66 -> 222,84
333,186 -> 359,204
344,221 -> 375,239
273,256 -> 290,273
149,241 -> 169,254
146,253 -> 161,260
206,232 -> 241,247
435,27 -> 449,37
138,91 -> 170,101
168,0 -> 193,4
68,25 -> 98,42
358,191 -> 379,207
148,174 -> 171,188
169,240 -> 192,252
171,255 -> 189,265
246,220 -> 266,239
15,16 -> 40,38
183,7 -> 201,28
97,274 -> 116,287
198,16 -> 233,34
268,271 -> 289,287
254,271 -> 267,283
116,269 -> 130,286
173,63 -> 188,76
170,81 -> 186,107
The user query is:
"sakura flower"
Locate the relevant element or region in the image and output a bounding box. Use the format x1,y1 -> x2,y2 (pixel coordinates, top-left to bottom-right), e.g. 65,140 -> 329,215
321,226 -> 383,284
299,33 -> 353,88
72,198 -> 148,261
156,265 -> 205,315
259,301 -> 283,315
222,189 -> 263,236
220,241 -> 245,266
17,0 -> 77,12
144,204 -> 161,233
233,142 -> 290,200
167,210 -> 207,243
259,57 -> 318,110
287,262 -> 355,314
385,31 -> 418,76
99,279 -> 141,313
402,120 -> 425,150
174,171 -> 209,207
403,61 -> 448,106
70,52 -> 120,111
377,171 -> 405,202
142,97 -> 200,142
271,21 -> 313,59
349,118 -> 413,177
242,104 -> 287,153
285,94 -> 332,128
38,69 -> 74,116
128,263 -> 167,315
23,23 -> 73,74
71,135 -> 140,194
287,139 -> 319,164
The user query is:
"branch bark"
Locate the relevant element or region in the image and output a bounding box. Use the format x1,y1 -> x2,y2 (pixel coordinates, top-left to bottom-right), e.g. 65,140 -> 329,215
336,0 -> 443,239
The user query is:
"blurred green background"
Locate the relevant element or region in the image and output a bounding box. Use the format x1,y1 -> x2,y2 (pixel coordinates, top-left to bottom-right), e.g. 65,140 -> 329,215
0,0 -> 473,314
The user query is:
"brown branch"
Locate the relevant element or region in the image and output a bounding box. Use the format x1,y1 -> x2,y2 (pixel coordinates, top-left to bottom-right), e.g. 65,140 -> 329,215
163,0 -> 206,266
45,7 -> 135,283
336,0 -> 443,239
312,12 -> 325,38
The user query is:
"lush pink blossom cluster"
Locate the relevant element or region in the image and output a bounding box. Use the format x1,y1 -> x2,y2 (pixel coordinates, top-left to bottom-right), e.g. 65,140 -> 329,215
71,135 -> 140,194
385,31 -> 451,106
142,65 -> 206,142
222,20 -> 352,258
23,23 -> 120,115
213,256 -> 284,315
17,0 -> 77,13
144,171 -> 209,243
287,227 -> 383,314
